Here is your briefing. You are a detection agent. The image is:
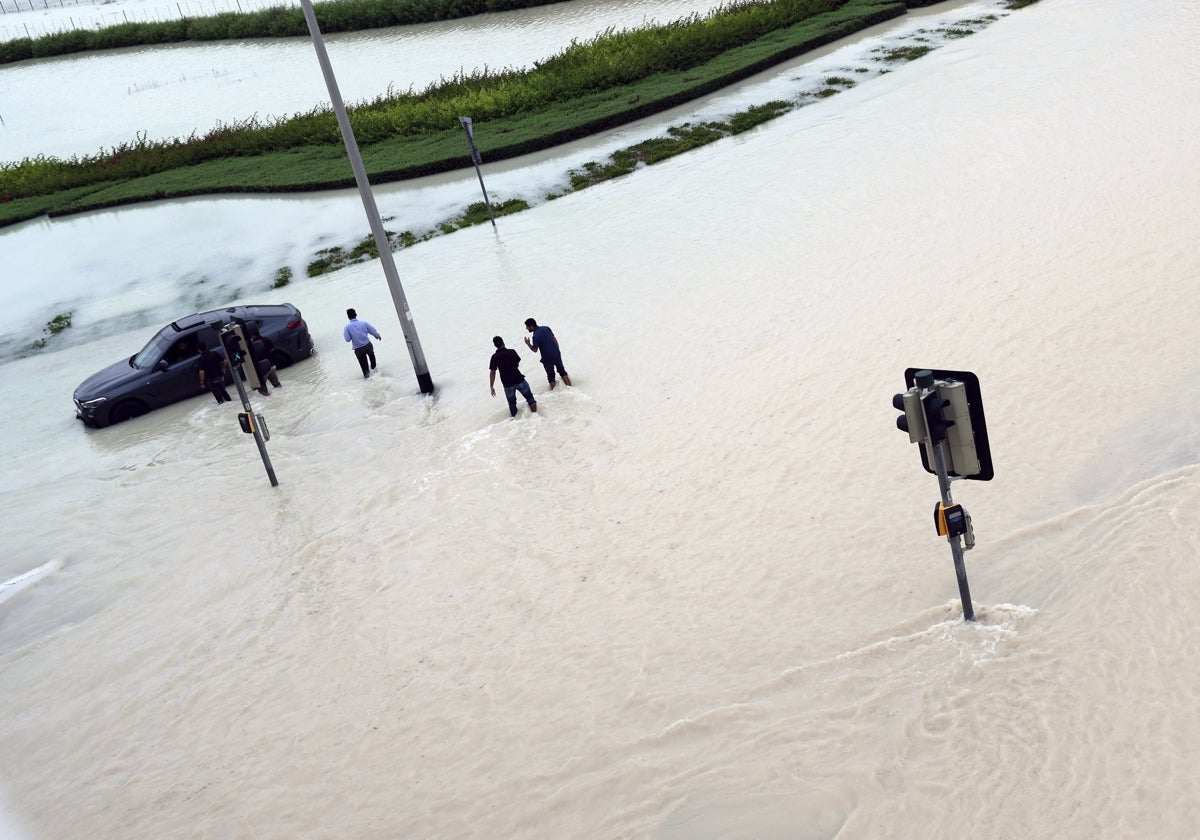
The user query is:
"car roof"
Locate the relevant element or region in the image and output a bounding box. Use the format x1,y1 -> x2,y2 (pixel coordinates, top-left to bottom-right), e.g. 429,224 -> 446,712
169,304 -> 296,333
171,308 -> 238,332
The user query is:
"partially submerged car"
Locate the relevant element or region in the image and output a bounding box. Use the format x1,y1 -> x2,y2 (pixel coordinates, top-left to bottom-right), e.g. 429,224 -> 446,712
74,303 -> 315,428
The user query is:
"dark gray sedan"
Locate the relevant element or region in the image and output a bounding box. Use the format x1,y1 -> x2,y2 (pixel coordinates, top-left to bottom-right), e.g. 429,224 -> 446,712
73,303 -> 315,428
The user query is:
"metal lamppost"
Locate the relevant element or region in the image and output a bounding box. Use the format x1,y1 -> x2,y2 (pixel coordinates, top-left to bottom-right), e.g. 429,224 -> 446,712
298,0 -> 434,394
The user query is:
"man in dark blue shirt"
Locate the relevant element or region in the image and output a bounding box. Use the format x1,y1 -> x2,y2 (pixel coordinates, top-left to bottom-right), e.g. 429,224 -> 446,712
524,318 -> 571,390
489,336 -> 537,417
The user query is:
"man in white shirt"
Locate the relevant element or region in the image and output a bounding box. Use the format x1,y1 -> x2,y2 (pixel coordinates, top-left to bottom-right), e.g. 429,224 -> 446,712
343,308 -> 382,378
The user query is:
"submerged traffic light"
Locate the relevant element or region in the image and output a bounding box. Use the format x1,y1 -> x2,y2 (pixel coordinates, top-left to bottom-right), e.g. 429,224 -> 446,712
922,388 -> 953,445
893,368 -> 993,481
893,389 -> 928,443
891,368 -> 994,622
220,321 -> 261,391
939,379 -> 981,478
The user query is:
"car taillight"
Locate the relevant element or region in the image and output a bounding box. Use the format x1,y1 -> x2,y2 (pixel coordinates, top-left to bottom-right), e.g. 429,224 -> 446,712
286,319 -> 303,329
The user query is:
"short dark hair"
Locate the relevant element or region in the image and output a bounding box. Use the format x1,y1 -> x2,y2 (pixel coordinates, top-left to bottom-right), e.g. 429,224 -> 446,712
347,308 -> 357,319
493,336 -> 504,348
524,318 -> 537,328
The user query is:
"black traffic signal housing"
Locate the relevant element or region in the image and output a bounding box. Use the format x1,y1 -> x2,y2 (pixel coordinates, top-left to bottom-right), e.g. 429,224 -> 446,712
894,368 -> 994,481
893,389 -> 926,443
219,320 -> 262,391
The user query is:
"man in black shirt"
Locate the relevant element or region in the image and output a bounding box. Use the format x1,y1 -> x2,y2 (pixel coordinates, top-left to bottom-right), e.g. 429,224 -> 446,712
489,336 -> 537,417
196,342 -> 232,404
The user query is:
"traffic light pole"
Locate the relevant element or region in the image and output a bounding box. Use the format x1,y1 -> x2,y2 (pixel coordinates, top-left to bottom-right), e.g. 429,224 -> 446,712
220,326 -> 278,487
930,439 -> 973,621
895,367 -> 991,622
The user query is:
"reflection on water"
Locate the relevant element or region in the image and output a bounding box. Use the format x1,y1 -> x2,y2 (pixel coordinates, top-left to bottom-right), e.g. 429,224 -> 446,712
2,0 -> 1200,837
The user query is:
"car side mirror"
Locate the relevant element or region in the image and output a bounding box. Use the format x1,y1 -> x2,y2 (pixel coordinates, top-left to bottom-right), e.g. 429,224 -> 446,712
155,360 -> 169,372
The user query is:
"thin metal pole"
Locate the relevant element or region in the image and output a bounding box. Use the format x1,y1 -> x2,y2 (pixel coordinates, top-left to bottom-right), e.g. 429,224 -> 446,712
299,0 -> 434,394
931,440 -> 973,621
458,116 -> 496,229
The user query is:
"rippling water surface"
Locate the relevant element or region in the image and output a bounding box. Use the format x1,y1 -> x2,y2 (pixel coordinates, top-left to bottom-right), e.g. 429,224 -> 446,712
2,0 -> 1199,837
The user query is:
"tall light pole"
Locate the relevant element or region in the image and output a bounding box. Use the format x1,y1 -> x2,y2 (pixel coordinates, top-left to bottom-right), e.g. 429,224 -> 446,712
298,0 -> 434,394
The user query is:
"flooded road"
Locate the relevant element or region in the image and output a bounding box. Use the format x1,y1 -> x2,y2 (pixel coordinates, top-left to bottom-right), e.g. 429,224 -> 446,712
2,0 -> 1199,837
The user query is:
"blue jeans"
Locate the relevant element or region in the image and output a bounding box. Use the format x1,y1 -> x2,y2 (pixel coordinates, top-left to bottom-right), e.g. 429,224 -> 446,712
504,380 -> 536,416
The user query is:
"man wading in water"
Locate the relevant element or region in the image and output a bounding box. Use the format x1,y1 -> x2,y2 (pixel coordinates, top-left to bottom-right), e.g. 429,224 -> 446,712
524,317 -> 571,390
489,336 -> 537,417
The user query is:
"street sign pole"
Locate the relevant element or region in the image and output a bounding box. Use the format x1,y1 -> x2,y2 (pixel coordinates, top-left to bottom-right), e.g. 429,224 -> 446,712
459,116 -> 496,229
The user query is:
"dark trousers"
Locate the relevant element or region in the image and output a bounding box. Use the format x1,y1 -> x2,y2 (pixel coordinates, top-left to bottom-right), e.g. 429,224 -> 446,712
256,360 -> 280,388
541,357 -> 568,383
354,342 -> 376,377
209,380 -> 231,403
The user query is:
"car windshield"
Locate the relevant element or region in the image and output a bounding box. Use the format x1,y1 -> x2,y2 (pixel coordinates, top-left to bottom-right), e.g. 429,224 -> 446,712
131,330 -> 177,369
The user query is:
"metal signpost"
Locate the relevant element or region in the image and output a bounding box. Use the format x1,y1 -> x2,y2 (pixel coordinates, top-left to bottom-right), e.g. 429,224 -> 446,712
458,116 -> 496,229
298,0 -> 435,395
893,368 -> 993,621
220,322 -> 277,487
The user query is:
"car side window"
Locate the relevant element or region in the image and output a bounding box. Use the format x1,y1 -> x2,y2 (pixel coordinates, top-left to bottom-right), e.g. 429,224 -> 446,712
163,336 -> 198,367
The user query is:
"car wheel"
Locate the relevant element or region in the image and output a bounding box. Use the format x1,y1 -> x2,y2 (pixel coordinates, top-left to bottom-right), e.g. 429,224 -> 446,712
109,399 -> 149,425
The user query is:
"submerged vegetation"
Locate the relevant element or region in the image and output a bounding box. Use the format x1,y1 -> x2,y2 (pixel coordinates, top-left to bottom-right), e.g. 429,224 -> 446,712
306,198 -> 528,275
29,312 -> 73,350
43,312 -> 73,334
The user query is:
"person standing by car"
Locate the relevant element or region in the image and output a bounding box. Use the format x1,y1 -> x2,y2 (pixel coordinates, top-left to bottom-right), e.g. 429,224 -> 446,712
489,336 -> 537,418
196,342 -> 231,404
523,318 -> 571,390
343,308 -> 381,379
248,327 -> 282,396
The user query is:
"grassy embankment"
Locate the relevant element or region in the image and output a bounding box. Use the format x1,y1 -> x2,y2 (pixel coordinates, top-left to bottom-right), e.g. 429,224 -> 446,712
0,0 -> 913,228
